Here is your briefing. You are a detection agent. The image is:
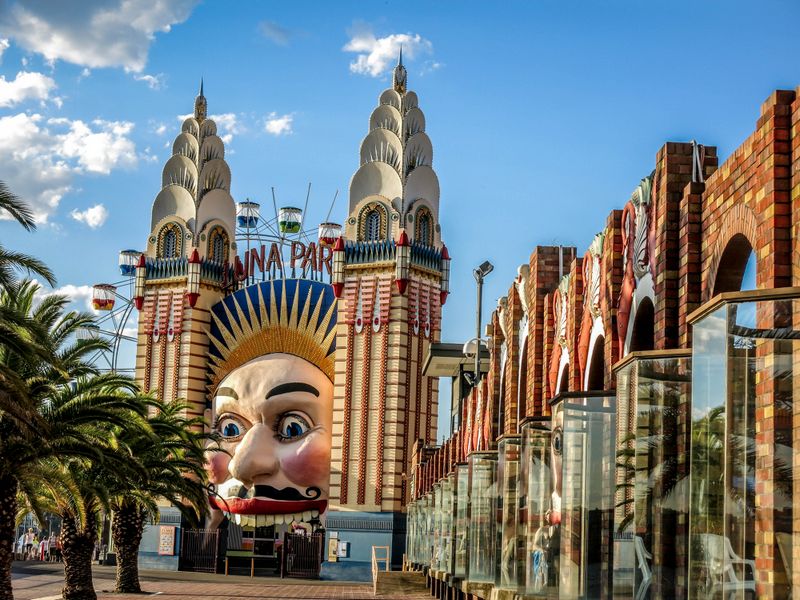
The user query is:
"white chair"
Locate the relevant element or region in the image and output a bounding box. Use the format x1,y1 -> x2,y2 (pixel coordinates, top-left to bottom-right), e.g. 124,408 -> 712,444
699,534 -> 756,599
634,536 -> 652,600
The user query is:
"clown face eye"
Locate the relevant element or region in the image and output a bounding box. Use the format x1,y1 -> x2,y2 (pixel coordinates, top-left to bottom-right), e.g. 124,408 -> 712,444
217,415 -> 246,441
552,427 -> 563,456
276,413 -> 312,442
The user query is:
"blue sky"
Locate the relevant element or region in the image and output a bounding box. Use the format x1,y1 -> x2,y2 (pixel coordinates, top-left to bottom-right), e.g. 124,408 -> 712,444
1,0 -> 799,435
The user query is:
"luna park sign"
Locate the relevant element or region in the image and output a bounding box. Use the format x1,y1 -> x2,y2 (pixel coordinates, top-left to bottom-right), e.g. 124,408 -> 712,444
222,240 -> 333,286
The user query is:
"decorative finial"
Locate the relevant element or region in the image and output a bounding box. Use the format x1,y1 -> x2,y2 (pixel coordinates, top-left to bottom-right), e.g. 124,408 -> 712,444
392,46 -> 407,94
194,77 -> 207,123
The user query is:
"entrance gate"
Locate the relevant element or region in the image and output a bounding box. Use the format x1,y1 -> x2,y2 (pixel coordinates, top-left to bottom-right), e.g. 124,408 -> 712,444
179,529 -> 220,573
281,532 -> 324,579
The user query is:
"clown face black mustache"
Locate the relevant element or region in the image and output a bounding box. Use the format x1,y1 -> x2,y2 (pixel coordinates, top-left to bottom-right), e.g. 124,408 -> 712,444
252,485 -> 321,501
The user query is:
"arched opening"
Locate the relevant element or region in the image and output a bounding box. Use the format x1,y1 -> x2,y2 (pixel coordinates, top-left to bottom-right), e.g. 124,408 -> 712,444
517,339 -> 528,429
713,233 -> 756,295
630,297 -> 654,352
158,222 -> 182,259
207,227 -> 229,264
558,365 -> 569,394
587,336 -> 605,390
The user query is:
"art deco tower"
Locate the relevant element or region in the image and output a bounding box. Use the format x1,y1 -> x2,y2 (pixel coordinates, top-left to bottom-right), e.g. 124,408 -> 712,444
327,55 -> 450,559
133,83 -> 236,419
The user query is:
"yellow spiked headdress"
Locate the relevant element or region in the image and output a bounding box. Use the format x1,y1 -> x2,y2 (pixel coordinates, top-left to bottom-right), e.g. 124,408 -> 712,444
207,279 -> 337,392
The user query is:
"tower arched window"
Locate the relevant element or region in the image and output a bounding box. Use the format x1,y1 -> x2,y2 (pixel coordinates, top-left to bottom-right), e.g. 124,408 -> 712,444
365,210 -> 381,242
415,208 -> 433,246
207,227 -> 229,264
157,223 -> 183,259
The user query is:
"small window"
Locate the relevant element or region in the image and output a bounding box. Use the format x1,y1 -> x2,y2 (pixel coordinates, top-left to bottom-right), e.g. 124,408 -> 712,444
212,235 -> 225,262
163,229 -> 177,258
365,210 -> 381,242
417,212 -> 431,245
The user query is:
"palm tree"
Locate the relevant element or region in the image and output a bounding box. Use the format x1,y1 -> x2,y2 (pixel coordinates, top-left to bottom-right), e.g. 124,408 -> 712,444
108,399 -> 212,593
0,281 -> 147,600
0,181 -> 54,290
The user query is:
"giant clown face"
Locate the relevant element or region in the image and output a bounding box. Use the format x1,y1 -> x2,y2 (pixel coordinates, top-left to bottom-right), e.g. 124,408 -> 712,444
206,353 -> 333,526
204,279 -> 337,528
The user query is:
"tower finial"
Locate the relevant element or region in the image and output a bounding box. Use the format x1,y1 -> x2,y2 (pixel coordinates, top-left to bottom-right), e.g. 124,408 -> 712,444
194,78 -> 207,122
392,46 -> 407,94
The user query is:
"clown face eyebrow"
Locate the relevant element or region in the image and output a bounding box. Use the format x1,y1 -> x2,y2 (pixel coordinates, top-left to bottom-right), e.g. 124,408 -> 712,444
265,382 -> 320,400
216,387 -> 239,400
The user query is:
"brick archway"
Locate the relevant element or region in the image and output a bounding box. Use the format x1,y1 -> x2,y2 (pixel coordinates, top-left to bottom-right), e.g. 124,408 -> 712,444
704,204 -> 758,301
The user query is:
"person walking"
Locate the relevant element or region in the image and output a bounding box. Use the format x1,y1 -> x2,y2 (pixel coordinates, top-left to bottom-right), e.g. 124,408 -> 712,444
23,528 -> 34,560
39,533 -> 49,561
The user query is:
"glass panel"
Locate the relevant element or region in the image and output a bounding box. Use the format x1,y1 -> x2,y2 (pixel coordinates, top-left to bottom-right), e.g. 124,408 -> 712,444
520,420 -> 556,596
454,464 -> 469,578
431,484 -> 441,570
559,394 -> 616,600
613,355 -> 692,599
689,299 -> 795,599
468,452 -> 498,583
440,475 -> 454,573
497,436 -> 522,589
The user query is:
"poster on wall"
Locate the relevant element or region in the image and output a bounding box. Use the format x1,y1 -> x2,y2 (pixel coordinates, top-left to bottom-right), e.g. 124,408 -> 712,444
158,526 -> 176,555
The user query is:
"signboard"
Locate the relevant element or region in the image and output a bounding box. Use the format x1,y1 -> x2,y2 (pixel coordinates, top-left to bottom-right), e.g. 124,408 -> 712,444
223,240 -> 333,287
158,525 -> 176,556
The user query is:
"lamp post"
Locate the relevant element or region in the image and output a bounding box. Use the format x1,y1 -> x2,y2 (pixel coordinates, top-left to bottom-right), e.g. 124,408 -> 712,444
473,260 -> 493,383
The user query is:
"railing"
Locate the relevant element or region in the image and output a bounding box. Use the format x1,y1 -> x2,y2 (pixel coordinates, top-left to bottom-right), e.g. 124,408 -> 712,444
371,545 -> 390,595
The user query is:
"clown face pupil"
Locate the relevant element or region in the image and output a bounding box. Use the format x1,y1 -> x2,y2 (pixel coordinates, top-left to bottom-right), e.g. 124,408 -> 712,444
223,422 -> 240,437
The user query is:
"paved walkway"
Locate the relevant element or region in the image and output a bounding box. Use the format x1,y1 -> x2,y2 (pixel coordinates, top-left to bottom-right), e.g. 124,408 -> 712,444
11,562 -> 430,600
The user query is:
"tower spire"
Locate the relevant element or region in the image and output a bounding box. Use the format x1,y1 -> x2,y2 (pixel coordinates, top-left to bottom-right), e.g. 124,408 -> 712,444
392,46 -> 407,94
194,77 -> 207,122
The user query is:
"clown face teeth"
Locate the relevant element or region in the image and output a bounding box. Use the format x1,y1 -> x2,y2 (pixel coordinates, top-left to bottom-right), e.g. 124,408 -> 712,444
234,513 -> 241,525
302,510 -> 312,521
311,509 -> 319,517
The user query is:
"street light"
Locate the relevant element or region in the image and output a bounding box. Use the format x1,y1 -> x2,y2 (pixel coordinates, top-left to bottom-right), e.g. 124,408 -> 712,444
472,260 -> 493,384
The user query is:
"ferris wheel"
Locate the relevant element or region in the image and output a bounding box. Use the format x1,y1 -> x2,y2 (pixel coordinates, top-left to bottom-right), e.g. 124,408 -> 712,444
78,251 -> 141,374
235,185 -> 341,285
82,186 -> 341,374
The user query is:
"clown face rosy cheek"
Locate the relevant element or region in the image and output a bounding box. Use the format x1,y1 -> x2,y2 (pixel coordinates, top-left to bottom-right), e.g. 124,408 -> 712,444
281,435 -> 331,487
205,450 -> 231,485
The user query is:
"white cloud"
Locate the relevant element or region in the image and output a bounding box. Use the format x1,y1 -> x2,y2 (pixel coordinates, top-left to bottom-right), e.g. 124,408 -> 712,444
32,280 -> 96,313
420,60 -> 443,76
70,203 -> 108,228
264,112 -> 293,136
154,122 -> 167,135
0,70 -> 57,107
258,20 -> 290,46
0,0 -> 199,72
343,27 -> 432,78
134,72 -> 164,89
0,38 -> 9,63
0,113 -> 137,222
176,112 -> 241,144
59,119 -> 136,174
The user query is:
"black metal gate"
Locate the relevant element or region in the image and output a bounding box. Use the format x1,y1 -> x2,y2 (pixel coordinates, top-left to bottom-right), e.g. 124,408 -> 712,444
281,532 -> 324,579
179,529 -> 220,573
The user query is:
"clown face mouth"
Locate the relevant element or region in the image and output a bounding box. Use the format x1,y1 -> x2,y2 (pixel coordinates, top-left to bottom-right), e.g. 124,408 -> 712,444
208,480 -> 327,526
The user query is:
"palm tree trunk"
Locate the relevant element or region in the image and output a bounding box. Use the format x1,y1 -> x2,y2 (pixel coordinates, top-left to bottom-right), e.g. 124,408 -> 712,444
0,474 -> 17,600
60,514 -> 97,600
112,503 -> 145,594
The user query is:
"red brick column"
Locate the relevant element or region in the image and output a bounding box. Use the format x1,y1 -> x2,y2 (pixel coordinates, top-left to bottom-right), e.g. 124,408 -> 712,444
678,181 -> 704,347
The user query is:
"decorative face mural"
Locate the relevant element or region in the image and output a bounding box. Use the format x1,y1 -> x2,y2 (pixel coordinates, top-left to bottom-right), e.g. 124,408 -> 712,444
204,279 -> 336,528
549,403 -> 564,526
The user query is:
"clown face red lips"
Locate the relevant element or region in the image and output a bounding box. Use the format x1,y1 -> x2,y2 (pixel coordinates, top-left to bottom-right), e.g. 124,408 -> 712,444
209,494 -> 327,516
